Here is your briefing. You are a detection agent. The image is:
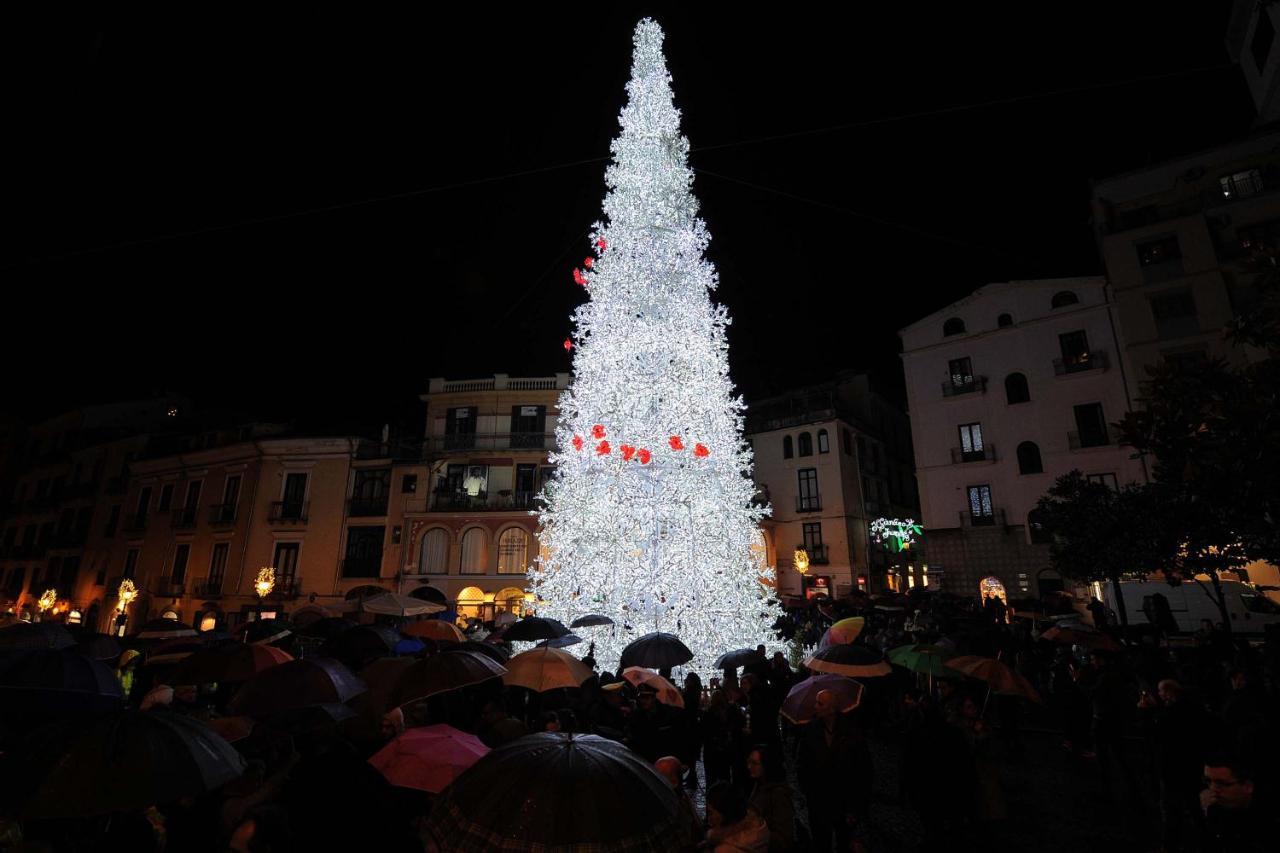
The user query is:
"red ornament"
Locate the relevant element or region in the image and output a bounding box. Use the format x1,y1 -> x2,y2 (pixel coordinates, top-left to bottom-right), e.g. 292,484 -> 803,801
638,448 -> 652,464
596,440 -> 611,456
592,424 -> 606,439
563,338 -> 573,352
572,435 -> 584,451
583,257 -> 594,269
694,443 -> 710,458
573,268 -> 587,286
668,436 -> 685,451
620,444 -> 636,461
596,238 -> 608,251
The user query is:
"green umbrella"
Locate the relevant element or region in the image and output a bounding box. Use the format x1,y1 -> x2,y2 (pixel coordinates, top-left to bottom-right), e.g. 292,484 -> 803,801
887,644 -> 955,690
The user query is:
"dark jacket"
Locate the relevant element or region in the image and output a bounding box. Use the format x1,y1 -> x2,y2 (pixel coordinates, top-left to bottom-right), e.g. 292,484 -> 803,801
749,780 -> 796,852
797,713 -> 872,817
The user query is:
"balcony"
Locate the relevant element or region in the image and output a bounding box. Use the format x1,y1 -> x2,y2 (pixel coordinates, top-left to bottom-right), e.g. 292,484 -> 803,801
208,504 -> 237,527
795,495 -> 822,513
268,501 -> 309,525
429,491 -> 538,512
193,576 -> 225,598
1053,350 -> 1109,376
348,495 -> 390,517
1068,428 -> 1118,450
155,579 -> 186,598
423,432 -> 555,454
266,579 -> 300,600
950,445 -> 996,464
171,507 -> 198,530
941,376 -> 987,398
354,440 -> 422,461
960,508 -> 1007,528
122,514 -> 148,534
341,555 -> 384,578
805,544 -> 830,565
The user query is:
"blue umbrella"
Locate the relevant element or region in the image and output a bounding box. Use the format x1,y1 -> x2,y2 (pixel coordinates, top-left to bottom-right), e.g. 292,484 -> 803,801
394,637 -> 426,656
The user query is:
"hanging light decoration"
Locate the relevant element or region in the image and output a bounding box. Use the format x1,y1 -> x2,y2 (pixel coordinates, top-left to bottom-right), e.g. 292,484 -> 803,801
37,589 -> 57,612
254,566 -> 277,599
793,547 -> 810,574
116,578 -> 138,613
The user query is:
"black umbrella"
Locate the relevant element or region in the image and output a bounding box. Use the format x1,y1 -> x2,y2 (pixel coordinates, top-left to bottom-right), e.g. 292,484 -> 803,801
424,733 -> 691,851
0,649 -> 126,714
229,657 -> 366,718
73,633 -> 123,662
458,641 -> 510,664
322,624 -> 401,665
297,616 -> 356,641
502,617 -> 570,642
0,622 -> 76,651
537,633 -> 584,649
20,710 -> 246,818
714,648 -> 762,671
133,618 -> 198,640
619,632 -> 693,670
234,618 -> 293,645
393,650 -> 507,707
569,614 -> 614,629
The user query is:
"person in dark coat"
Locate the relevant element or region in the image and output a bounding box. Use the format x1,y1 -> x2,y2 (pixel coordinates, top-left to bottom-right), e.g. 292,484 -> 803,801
1079,650 -> 1139,800
741,674 -> 781,750
702,689 -> 746,788
797,690 -> 873,853
1200,755 -> 1274,853
1140,679 -> 1209,852
746,743 -> 796,852
627,684 -> 680,763
680,672 -> 704,790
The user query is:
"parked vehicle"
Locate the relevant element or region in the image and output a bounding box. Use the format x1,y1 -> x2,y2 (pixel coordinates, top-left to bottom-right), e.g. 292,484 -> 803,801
1103,579 -> 1280,634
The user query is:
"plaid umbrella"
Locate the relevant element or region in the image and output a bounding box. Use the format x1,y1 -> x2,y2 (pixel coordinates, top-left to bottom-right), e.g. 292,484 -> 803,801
423,733 -> 691,852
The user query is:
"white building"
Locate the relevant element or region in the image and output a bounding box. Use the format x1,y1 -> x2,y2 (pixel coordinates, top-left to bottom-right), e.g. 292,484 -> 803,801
899,277 -> 1147,600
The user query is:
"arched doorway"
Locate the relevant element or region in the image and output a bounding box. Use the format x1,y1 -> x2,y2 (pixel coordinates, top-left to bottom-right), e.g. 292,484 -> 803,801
408,585 -> 447,605
456,586 -> 487,621
978,576 -> 1007,605
495,586 -> 527,616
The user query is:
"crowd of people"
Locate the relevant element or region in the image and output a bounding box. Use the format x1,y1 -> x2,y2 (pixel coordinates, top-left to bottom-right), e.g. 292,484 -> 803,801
1,586 -> 1278,852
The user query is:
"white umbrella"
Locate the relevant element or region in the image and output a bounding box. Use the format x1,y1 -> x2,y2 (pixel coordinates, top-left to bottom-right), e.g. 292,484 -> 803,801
358,593 -> 446,618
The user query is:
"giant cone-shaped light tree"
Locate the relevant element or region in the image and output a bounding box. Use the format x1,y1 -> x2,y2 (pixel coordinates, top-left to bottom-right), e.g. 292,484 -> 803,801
532,19 -> 780,676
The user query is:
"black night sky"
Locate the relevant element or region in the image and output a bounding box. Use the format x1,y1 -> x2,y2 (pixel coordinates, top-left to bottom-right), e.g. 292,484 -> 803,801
5,5 -> 1256,431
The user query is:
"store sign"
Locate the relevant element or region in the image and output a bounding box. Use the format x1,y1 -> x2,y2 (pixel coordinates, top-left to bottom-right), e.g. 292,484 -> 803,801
871,517 -> 922,553
803,575 -> 831,599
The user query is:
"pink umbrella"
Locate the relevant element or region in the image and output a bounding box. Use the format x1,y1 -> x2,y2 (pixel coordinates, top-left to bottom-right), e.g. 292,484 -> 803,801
369,724 -> 490,793
780,673 -> 864,724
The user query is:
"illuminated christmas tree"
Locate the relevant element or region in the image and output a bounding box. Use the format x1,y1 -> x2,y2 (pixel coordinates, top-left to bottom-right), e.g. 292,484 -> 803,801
533,19 -> 780,676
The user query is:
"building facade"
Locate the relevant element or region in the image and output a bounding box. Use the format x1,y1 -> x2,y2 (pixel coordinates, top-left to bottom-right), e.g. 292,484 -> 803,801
746,373 -> 919,601
899,278 -> 1147,600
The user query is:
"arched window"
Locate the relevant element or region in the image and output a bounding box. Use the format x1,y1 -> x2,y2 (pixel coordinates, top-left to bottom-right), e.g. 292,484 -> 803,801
943,317 -> 966,336
817,429 -> 830,454
456,585 -> 486,620
420,528 -> 450,574
997,313 -> 1013,328
495,586 -> 526,615
782,435 -> 793,459
797,432 -> 813,457
1004,372 -> 1030,404
1016,441 -> 1043,475
1051,291 -> 1079,309
459,528 -> 488,575
496,528 -> 529,575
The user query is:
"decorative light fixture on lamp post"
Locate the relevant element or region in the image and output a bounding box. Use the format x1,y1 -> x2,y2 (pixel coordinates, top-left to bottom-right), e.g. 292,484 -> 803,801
115,578 -> 137,636
254,567 -> 276,619
793,547 -> 810,575
37,589 -> 57,621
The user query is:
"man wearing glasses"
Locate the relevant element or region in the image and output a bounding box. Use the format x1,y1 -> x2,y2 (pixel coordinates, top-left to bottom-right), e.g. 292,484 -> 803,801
1200,756 -> 1271,852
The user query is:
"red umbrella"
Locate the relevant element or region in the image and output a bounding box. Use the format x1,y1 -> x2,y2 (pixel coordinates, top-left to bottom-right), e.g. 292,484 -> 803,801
172,644 -> 293,684
369,724 -> 490,793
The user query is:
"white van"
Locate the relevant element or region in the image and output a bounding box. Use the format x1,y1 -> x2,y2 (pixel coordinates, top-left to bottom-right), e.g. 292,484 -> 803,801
1103,579 -> 1280,634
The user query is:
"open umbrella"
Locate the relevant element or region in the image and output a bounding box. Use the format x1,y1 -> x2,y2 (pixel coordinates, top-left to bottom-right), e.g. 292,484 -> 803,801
402,620 -> 466,643
502,617 -> 570,643
393,650 -> 507,707
620,667 -> 684,708
144,638 -> 210,667
714,648 -> 762,671
1040,624 -> 1120,650
358,592 -> 446,618
493,611 -> 518,627
134,618 -> 198,640
322,624 -> 401,665
0,622 -> 76,651
21,710 -> 247,818
945,655 -> 1042,703
620,632 -> 693,670
230,657 -> 366,717
234,618 -> 293,645
171,643 -> 293,685
504,647 -> 594,693
569,614 -> 614,629
819,616 -> 866,649
357,656 -> 417,717
370,724 -> 490,793
459,640 -> 510,663
297,616 -> 356,641
0,649 -> 126,714
394,637 -> 426,656
424,733 -> 691,851
803,644 -> 892,678
888,643 -> 955,690
74,632 -> 123,662
780,673 -> 864,724
536,633 -> 583,649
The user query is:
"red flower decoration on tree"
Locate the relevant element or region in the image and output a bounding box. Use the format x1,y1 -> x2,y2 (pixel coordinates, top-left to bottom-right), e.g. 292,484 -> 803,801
596,238 -> 608,251
694,443 -> 710,457
596,440 -> 611,456
573,268 -> 587,286
572,435 -> 584,451
592,424 -> 606,439
638,448 -> 652,464
620,444 -> 636,461
668,436 -> 685,451
584,257 -> 594,269
563,338 -> 573,352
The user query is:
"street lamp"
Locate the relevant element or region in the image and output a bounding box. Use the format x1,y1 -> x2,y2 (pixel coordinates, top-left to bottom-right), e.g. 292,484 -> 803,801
37,589 -> 57,620
793,547 -> 810,574
115,578 -> 137,636
254,567 -> 276,620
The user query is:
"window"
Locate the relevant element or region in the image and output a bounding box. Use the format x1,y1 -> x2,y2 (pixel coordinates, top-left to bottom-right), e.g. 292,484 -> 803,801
1058,330 -> 1092,371
445,407 -> 477,450
420,528 -> 450,574
208,543 -> 229,591
497,528 -> 530,575
967,485 -> 994,524
158,484 -> 174,512
957,423 -> 985,462
1221,168 -> 1265,199
6,567 -> 25,598
344,527 -> 385,577
123,548 -> 140,580
352,469 -> 391,515
943,317 -> 966,336
802,522 -> 824,563
997,313 -> 1013,328
782,435 -> 793,459
817,429 -> 829,454
1050,291 -> 1079,309
1086,472 -> 1119,491
273,542 -> 300,588
1004,372 -> 1030,404
515,464 -> 538,505
510,405 -> 547,448
797,468 -> 820,512
1137,235 -> 1183,282
1016,441 -> 1043,475
1149,289 -> 1198,339
797,432 -> 813,457
171,544 -> 190,585
948,357 -> 974,387
401,474 -> 418,494
183,480 -> 202,515
136,486 -> 152,523
842,429 -> 852,455
460,528 -> 487,574
222,475 -> 241,511
281,473 -> 307,513
1073,403 -> 1110,448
